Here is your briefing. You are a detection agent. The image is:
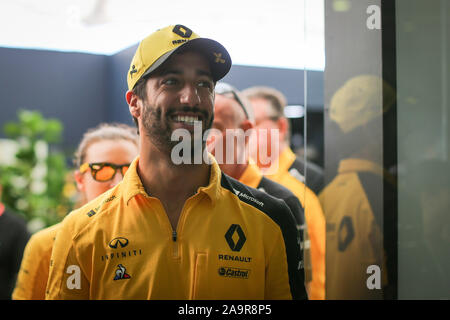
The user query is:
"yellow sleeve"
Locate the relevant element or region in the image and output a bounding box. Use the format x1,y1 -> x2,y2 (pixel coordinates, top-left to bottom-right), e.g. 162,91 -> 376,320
303,188 -> 326,300
264,231 -> 293,300
12,225 -> 58,300
45,217 -> 90,300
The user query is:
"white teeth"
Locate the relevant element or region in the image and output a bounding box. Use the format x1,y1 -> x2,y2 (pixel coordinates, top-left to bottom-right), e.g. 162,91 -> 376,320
175,115 -> 199,124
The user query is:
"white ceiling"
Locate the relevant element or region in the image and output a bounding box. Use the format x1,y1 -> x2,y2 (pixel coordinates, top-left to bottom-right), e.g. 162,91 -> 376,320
0,0 -> 324,70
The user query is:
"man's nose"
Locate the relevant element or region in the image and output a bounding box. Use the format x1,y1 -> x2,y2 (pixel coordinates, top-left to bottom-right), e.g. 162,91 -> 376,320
179,84 -> 201,106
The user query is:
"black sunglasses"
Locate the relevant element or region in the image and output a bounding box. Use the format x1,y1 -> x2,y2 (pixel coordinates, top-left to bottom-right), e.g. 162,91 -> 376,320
215,82 -> 250,119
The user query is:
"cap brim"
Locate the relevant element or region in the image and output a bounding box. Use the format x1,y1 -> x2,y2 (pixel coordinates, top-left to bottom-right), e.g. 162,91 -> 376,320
141,38 -> 231,82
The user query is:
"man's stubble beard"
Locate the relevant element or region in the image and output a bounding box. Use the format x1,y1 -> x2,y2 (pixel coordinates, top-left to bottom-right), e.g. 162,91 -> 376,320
141,101 -> 214,160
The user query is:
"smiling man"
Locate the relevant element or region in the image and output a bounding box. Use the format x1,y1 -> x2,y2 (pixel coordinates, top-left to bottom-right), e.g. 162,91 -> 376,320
45,25 -> 306,300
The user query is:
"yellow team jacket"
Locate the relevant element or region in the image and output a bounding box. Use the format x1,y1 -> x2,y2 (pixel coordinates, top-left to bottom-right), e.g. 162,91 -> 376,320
263,148 -> 326,300
319,158 -> 389,299
45,156 -> 307,300
239,161 -> 305,229
13,223 -> 60,300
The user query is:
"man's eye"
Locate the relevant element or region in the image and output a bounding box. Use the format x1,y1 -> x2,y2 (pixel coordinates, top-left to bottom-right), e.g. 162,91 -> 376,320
198,80 -> 213,89
163,78 -> 178,85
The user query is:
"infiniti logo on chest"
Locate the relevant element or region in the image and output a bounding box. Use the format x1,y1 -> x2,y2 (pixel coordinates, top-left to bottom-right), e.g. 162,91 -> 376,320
109,237 -> 129,249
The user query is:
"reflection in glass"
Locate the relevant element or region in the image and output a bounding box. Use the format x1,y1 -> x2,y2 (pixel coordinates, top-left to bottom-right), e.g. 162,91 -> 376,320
320,75 -> 396,299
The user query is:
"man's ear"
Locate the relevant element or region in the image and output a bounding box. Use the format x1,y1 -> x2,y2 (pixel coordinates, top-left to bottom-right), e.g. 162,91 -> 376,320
240,119 -> 253,133
126,90 -> 142,119
277,117 -> 289,141
240,120 -> 254,146
74,170 -> 85,193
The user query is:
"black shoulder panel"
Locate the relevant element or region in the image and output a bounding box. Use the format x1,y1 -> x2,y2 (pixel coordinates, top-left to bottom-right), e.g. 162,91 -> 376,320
221,173 -> 308,300
258,177 -> 305,228
289,157 -> 325,194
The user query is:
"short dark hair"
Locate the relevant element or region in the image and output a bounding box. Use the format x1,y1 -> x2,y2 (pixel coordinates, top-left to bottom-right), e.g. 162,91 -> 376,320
131,75 -> 149,134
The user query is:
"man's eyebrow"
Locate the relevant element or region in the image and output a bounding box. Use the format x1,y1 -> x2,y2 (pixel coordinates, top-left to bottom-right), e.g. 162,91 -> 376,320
158,68 -> 212,79
159,69 -> 182,76
197,69 -> 213,78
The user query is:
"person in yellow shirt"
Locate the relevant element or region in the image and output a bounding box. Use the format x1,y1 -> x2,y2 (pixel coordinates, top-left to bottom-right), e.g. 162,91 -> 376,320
242,86 -> 326,300
209,82 -> 305,232
45,25 -> 307,300
319,75 -> 396,299
12,123 -> 139,300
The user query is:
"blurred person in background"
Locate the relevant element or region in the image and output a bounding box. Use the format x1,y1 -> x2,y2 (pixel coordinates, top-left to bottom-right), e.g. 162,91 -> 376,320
208,82 -> 306,285
12,123 -> 139,300
0,184 -> 30,299
242,86 -> 324,194
242,86 -> 326,300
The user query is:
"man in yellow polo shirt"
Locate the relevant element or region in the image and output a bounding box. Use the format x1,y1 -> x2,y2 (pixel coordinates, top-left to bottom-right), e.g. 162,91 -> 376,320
242,86 -> 326,300
45,25 -> 306,300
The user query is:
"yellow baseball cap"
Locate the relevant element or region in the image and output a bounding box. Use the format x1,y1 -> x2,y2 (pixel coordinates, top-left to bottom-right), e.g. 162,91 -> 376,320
127,24 -> 232,90
329,75 -> 395,133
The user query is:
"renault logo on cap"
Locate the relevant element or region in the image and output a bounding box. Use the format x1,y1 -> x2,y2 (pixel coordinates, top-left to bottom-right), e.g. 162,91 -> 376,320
109,237 -> 129,249
172,24 -> 192,38
225,224 -> 246,252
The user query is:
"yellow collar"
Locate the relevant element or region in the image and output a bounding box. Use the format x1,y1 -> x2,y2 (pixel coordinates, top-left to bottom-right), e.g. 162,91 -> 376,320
239,161 -> 263,189
123,154 -> 223,206
263,147 -> 297,179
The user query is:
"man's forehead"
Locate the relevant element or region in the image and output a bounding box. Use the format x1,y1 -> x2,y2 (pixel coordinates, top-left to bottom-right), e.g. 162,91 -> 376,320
215,95 -> 237,112
215,94 -> 245,122
155,51 -> 212,77
249,97 -> 273,117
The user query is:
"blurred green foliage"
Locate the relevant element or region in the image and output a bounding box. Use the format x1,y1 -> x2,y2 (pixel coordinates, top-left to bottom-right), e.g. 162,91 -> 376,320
0,110 -> 75,231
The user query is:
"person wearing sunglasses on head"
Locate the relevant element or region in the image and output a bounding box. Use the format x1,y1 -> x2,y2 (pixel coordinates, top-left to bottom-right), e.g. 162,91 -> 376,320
12,123 -> 139,300
208,82 -> 307,293
209,82 -> 306,232
46,24 -> 306,300
241,86 -> 326,300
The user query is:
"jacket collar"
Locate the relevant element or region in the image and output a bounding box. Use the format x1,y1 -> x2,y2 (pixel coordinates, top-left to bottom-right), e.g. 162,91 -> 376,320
239,160 -> 263,189
123,154 -> 223,206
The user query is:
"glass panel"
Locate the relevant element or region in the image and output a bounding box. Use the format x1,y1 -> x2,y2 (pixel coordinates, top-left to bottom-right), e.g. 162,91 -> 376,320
321,0 -> 390,299
396,0 -> 450,299
320,0 -> 450,299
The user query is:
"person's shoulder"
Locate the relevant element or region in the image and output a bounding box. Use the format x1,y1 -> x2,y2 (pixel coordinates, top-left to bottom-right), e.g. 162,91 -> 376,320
275,169 -> 308,196
221,172 -> 287,210
27,223 -> 60,247
258,176 -> 304,226
291,156 -> 324,176
258,176 -> 298,202
0,209 -> 30,241
220,173 -> 297,226
59,186 -> 122,238
0,208 -> 28,228
23,223 -> 60,260
290,157 -> 324,193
